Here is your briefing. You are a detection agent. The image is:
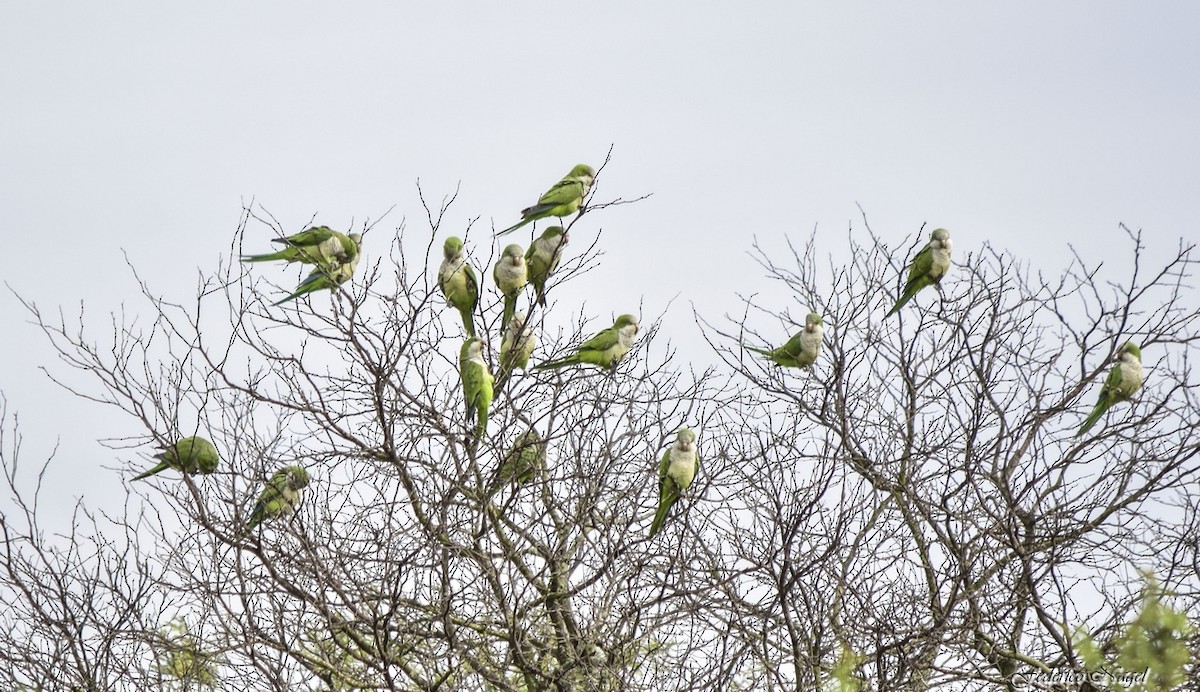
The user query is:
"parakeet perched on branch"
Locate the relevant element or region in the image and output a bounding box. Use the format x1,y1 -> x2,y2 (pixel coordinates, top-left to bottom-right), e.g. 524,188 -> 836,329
886,228 -> 952,318
132,436 -> 220,481
1077,341 -> 1144,436
493,243 -> 528,332
242,226 -> 359,267
534,314 -> 638,371
746,312 -> 824,368
460,337 -> 494,438
649,428 -> 700,538
438,236 -> 479,337
497,164 -> 595,237
246,466 -> 311,531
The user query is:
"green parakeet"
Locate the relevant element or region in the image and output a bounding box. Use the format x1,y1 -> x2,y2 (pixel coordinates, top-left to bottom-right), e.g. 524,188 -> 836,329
496,164 -> 596,237
649,428 -> 700,538
242,226 -> 360,267
1077,341 -> 1144,436
273,235 -> 362,305
496,310 -> 537,390
885,228 -> 953,318
438,236 -> 479,337
489,430 -> 546,496
534,314 -> 639,371
493,243 -> 528,332
747,312 -> 825,368
246,465 -> 311,530
525,226 -> 568,307
132,436 -> 220,481
460,337 -> 494,438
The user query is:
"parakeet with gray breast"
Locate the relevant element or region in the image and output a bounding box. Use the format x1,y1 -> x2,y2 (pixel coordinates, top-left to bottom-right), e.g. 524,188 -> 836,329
438,236 -> 480,337
493,243 -> 528,332
246,465 -> 311,531
525,226 -> 568,307
459,337 -> 494,438
649,428 -> 700,538
242,226 -> 360,267
132,435 -> 220,481
496,164 -> 596,237
534,314 -> 638,371
273,235 -> 363,305
886,228 -> 953,318
746,312 -> 824,368
1076,341 -> 1144,436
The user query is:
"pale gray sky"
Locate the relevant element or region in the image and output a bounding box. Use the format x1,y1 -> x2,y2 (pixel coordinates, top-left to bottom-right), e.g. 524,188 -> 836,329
2,3 -> 1198,517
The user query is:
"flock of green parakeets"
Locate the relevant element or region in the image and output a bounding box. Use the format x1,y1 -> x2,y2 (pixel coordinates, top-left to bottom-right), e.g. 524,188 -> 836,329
130,165 -> 1145,538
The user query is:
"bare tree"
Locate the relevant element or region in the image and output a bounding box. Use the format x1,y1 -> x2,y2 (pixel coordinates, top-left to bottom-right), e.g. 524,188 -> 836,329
703,224 -> 1200,690
2,190 -> 1197,691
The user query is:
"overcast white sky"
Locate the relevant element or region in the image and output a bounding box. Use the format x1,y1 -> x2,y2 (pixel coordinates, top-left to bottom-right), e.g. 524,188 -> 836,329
2,3 -> 1198,518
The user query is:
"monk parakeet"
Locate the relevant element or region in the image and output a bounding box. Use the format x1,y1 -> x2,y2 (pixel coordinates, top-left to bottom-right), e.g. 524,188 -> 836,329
246,465 -> 311,530
649,428 -> 700,538
525,226 -> 568,307
496,164 -> 596,237
496,310 -> 537,390
886,228 -> 953,318
747,312 -> 825,368
493,243 -> 528,332
534,314 -> 639,371
242,226 -> 360,267
273,236 -> 362,305
132,436 -> 220,481
489,430 -> 546,495
1077,341 -> 1144,436
438,236 -> 479,337
460,337 -> 494,438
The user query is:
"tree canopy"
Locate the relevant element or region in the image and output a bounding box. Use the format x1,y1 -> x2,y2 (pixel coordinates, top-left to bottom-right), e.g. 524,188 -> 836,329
2,172 -> 1197,690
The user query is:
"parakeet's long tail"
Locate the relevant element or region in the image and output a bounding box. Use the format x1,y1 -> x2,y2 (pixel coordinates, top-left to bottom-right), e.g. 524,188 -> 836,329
241,252 -> 287,263
648,493 -> 677,538
275,274 -> 326,305
520,203 -> 554,218
746,346 -> 772,357
501,296 -> 516,333
533,356 -> 578,371
245,503 -> 267,531
1076,402 -> 1109,437
885,290 -> 915,318
274,291 -> 304,306
459,309 -> 476,337
496,217 -> 531,237
131,461 -> 171,481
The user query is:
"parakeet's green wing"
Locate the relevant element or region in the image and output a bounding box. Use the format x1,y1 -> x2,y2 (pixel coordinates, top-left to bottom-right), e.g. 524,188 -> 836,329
464,264 -> 480,304
649,449 -> 678,538
132,460 -> 173,481
463,368 -> 484,415
274,269 -> 330,305
577,327 -> 620,352
1077,356 -> 1137,436
905,244 -> 935,285
538,178 -> 584,206
887,243 -> 938,317
1105,361 -> 1126,392
246,476 -> 285,529
276,227 -> 335,246
336,234 -> 358,259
